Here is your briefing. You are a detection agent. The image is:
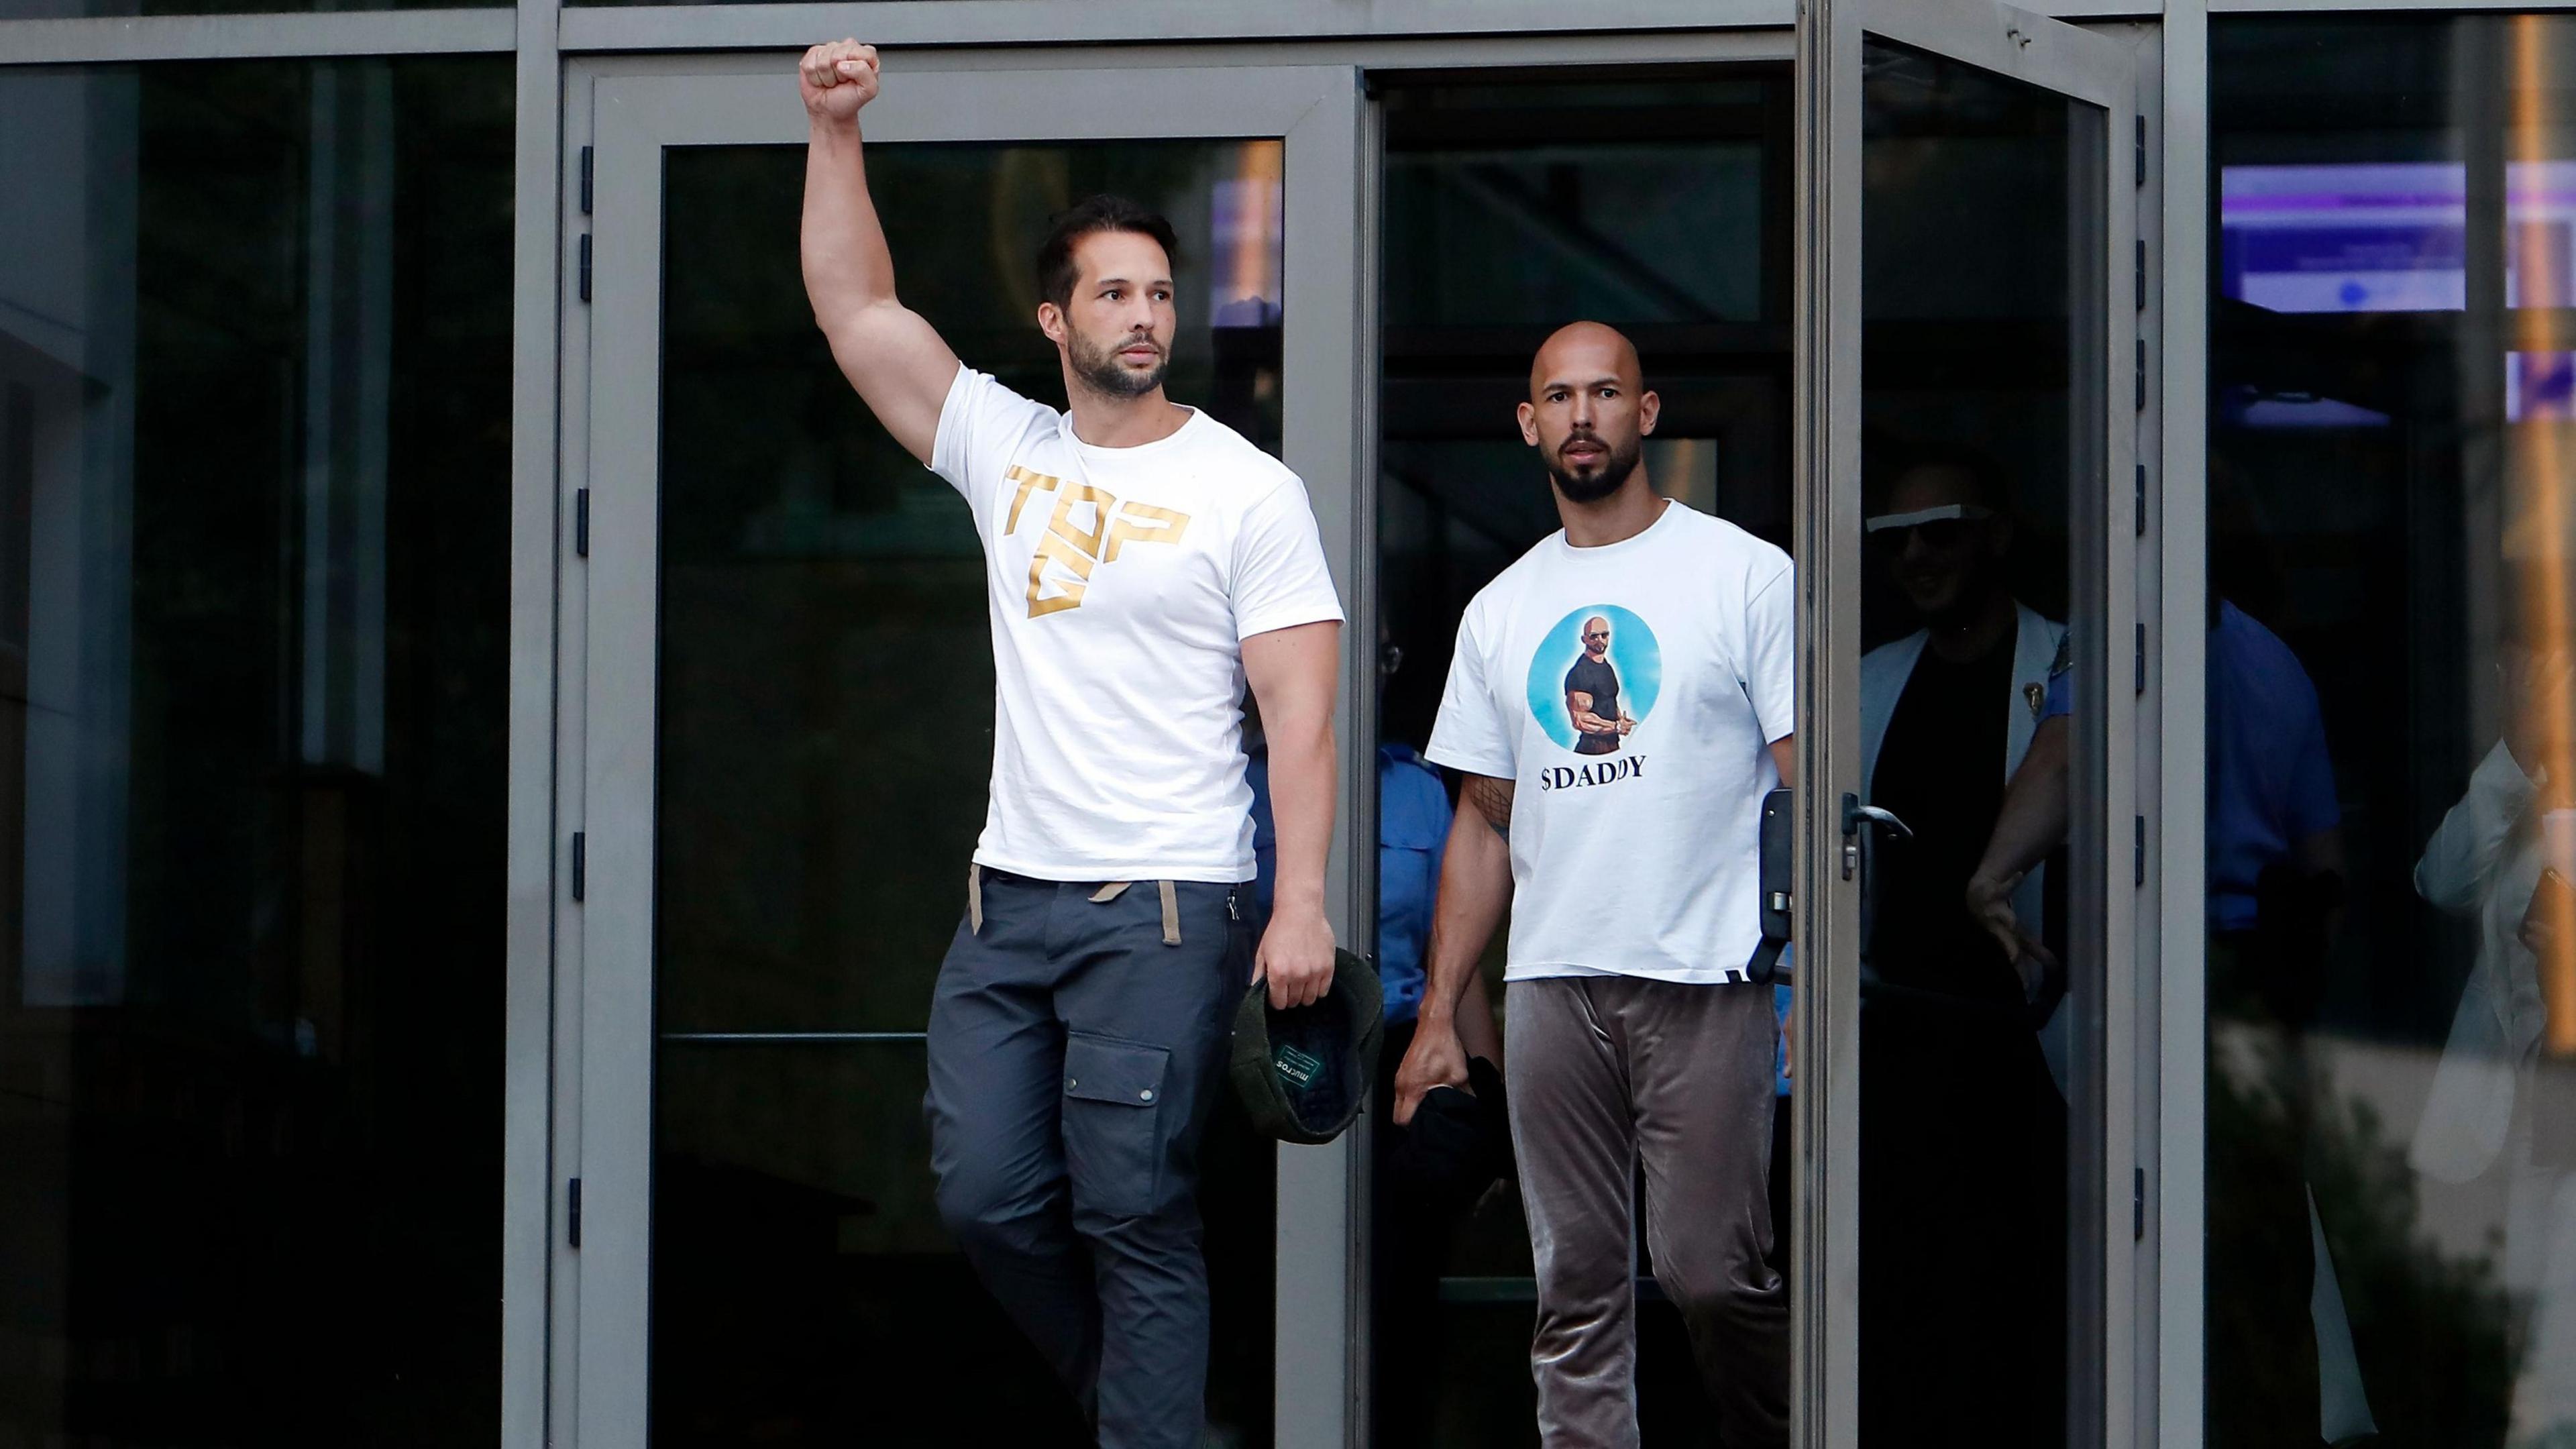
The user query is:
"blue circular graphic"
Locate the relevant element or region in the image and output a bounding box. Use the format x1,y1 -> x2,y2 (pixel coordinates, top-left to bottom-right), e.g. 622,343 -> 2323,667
1525,604 -> 1663,755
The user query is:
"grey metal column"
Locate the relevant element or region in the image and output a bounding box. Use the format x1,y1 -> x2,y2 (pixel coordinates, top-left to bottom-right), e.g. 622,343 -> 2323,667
1791,5 -> 1863,1446
2157,9 -> 2213,1449
503,0 -> 564,1441
1271,61 -> 1372,1449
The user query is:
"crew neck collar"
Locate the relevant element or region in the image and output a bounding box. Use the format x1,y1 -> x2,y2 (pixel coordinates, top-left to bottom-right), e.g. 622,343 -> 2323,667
1554,495 -> 1678,560
1067,403 -> 1202,454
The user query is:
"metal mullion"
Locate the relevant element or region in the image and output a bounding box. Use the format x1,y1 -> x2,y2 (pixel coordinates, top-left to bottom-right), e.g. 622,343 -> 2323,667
502,0 -> 562,1443
0,7 -> 510,65
2156,9 -> 2210,1449
549,58 -> 600,1449
551,0 -> 1790,55
2088,23 -> 2167,1449
1791,5 -> 1864,1449
1271,66 -> 1368,1449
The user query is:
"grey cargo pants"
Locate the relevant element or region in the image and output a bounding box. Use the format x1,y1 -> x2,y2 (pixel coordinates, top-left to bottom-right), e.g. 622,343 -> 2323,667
924,866 -> 1251,1449
1506,975 -> 1792,1449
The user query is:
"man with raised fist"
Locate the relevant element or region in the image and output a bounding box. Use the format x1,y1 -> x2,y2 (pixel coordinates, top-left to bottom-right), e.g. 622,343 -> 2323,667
798,41 -> 1344,1448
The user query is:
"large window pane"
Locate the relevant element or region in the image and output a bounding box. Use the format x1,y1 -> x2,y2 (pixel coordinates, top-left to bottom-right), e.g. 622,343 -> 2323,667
2212,17 -> 2576,1446
0,58 -> 511,1445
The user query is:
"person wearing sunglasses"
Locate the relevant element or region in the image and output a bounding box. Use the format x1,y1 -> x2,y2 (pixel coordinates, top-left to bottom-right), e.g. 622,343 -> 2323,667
1853,449 -> 2070,1449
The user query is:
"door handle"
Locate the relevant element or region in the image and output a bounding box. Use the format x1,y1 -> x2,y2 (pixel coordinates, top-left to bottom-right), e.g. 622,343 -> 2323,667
1839,792 -> 1913,881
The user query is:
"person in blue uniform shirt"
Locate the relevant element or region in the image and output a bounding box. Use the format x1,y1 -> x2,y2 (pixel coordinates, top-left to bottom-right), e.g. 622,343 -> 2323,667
1966,581 -> 2347,1449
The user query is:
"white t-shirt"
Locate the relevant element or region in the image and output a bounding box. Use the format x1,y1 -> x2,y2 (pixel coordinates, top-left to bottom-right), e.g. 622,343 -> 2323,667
1426,500 -> 1794,984
930,366 -> 1344,882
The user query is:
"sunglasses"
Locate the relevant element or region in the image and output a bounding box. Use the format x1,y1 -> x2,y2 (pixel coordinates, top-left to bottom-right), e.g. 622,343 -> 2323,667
1582,629 -> 1611,641
1864,502 -> 1995,549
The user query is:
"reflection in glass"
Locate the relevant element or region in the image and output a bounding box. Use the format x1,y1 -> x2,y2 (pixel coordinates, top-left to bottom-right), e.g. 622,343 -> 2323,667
2212,15 -> 2576,1445
649,140 -> 1281,1447
0,58 -> 512,1446
1856,41 -> 2090,1449
1372,72 -> 1790,1447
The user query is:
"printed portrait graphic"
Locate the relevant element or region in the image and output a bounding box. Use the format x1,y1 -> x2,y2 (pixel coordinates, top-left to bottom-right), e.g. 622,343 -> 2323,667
1525,604 -> 1663,755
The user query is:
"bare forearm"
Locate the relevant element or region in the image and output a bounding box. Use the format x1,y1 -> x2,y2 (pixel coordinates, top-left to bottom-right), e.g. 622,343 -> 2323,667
1419,807 -> 1511,1028
802,119 -> 899,327
1264,714 -> 1336,916
1976,718 -> 2070,883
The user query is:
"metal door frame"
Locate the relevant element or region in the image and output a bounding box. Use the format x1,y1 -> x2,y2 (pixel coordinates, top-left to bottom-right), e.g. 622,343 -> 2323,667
1794,5 -> 2144,1448
553,55 -> 1367,1448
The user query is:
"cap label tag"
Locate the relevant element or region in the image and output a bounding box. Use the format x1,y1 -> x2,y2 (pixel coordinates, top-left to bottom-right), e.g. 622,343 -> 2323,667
1273,1043 -> 1324,1089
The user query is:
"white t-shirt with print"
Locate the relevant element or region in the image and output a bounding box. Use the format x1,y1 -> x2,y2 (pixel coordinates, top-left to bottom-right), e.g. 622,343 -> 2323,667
1426,500 -> 1794,984
930,366 -> 1344,883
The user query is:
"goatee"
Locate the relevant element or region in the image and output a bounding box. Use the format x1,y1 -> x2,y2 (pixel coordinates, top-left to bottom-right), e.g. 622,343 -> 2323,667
1546,435 -> 1642,504
1071,331 -> 1167,399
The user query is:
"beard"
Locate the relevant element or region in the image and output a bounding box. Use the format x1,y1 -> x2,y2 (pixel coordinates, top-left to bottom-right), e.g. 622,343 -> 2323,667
1068,326 -> 1168,399
1544,430 -> 1643,503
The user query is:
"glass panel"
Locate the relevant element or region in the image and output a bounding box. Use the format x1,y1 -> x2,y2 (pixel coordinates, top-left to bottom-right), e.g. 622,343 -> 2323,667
0,58 -> 512,1446
1854,40 -> 2100,1448
650,140 -> 1283,1447
2210,16 -> 2576,1446
1372,71 -> 1792,1447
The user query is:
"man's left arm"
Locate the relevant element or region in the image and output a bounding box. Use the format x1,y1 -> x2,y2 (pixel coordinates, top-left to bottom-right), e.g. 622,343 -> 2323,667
1242,620 -> 1342,1008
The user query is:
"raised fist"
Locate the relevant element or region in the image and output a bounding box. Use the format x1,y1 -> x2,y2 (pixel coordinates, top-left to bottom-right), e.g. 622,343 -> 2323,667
799,40 -> 880,123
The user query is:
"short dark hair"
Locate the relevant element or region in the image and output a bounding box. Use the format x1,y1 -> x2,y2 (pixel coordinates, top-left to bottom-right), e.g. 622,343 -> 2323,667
1868,439 -> 2010,514
1035,195 -> 1180,312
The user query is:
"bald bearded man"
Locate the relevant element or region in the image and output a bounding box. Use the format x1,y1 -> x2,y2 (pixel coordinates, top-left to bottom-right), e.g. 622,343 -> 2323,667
1393,323 -> 1793,1448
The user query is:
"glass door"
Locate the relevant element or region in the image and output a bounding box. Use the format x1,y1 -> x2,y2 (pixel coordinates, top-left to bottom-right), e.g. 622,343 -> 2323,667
1799,5 -> 2139,1446
559,56 -> 1365,1448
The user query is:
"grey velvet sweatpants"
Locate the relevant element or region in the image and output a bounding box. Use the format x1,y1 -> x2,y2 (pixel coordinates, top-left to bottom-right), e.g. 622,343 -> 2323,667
924,867 -> 1251,1449
1505,975 -> 1791,1449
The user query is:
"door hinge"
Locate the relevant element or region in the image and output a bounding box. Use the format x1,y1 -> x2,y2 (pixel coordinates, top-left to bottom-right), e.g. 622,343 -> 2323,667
569,1178 -> 583,1248
580,145 -> 594,216
2134,816 -> 2147,888
2135,622 -> 2147,696
575,488 -> 590,557
2135,338 -> 2147,411
578,233 -> 592,304
571,831 -> 587,902
2133,1167 -> 2146,1240
2135,115 -> 2147,187
2135,239 -> 2147,311
2135,464 -> 2149,537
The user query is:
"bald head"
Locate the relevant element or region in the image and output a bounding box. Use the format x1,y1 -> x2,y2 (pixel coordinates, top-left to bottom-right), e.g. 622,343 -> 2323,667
1519,320 -> 1659,504
1528,321 -> 1644,398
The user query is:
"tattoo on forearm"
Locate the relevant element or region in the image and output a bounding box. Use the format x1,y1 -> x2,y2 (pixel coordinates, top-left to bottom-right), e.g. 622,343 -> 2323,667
1465,775 -> 1516,836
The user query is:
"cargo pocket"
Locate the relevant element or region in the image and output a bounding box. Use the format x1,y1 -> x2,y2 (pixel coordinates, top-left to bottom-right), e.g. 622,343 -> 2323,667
1062,1032 -> 1171,1220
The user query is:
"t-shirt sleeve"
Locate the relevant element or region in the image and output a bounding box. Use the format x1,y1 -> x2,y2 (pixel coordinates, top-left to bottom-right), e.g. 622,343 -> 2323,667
929,365 -> 1057,529
1425,608 -> 1517,780
1230,476 -> 1346,640
1741,558 -> 1796,745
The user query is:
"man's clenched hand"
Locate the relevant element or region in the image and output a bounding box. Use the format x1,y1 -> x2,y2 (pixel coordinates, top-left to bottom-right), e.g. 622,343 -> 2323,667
1391,1017 -> 1469,1126
799,40 -> 880,123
